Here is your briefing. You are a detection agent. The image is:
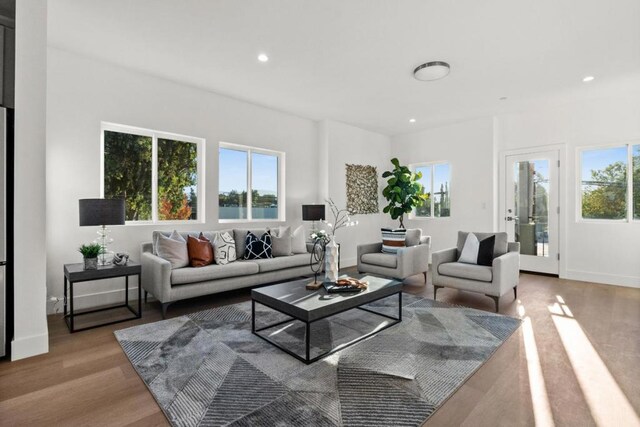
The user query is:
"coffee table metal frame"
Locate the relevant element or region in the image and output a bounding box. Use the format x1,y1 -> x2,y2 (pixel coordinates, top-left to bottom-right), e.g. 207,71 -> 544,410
251,288 -> 402,364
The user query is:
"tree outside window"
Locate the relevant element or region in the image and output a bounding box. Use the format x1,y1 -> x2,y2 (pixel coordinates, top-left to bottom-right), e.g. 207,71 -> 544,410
103,125 -> 202,223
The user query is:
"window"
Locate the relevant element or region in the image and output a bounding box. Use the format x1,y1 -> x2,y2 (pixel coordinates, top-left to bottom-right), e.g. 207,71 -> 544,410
579,143 -> 640,221
412,162 -> 451,218
219,143 -> 284,221
102,123 -> 203,223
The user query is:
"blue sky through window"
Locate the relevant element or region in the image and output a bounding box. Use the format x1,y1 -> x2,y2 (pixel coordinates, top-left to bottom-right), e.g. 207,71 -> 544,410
219,148 -> 247,193
251,152 -> 278,195
581,147 -> 627,181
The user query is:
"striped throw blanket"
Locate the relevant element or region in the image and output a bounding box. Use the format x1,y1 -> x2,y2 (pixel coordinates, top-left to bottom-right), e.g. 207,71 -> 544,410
381,228 -> 406,253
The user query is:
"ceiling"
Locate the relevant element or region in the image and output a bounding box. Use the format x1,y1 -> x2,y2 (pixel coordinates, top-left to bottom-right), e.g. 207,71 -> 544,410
48,0 -> 640,135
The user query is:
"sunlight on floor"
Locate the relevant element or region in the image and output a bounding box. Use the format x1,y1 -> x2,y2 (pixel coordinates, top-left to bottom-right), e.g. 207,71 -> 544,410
551,298 -> 640,427
521,305 -> 555,427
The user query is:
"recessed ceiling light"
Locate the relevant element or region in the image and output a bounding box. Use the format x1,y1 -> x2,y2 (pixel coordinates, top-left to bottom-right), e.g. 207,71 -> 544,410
414,61 -> 450,81
582,76 -> 594,82
409,118 -> 416,123
258,53 -> 269,62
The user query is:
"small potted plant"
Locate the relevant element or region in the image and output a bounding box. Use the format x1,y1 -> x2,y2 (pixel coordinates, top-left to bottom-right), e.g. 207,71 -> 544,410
78,243 -> 102,270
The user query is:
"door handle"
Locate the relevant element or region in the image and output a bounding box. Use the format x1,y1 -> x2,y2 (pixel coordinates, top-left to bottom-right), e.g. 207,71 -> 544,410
505,216 -> 518,222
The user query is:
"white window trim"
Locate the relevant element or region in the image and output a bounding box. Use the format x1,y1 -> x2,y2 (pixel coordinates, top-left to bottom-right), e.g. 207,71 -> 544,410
218,141 -> 286,223
100,122 -> 205,225
576,140 -> 639,223
408,161 -> 452,220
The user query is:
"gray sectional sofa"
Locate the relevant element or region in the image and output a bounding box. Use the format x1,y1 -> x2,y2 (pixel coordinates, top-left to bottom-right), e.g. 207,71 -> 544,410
141,229 -> 313,317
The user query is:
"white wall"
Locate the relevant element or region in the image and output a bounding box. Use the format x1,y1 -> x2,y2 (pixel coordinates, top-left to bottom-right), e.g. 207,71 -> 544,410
46,48 -> 320,312
392,118 -> 496,254
12,0 -> 49,360
318,120 -> 392,266
495,92 -> 640,287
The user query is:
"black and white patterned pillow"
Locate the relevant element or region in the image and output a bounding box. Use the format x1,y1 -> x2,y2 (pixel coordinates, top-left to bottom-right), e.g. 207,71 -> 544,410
244,232 -> 273,260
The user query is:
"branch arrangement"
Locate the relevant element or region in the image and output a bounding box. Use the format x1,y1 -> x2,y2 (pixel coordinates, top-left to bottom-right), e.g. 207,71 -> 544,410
322,198 -> 358,237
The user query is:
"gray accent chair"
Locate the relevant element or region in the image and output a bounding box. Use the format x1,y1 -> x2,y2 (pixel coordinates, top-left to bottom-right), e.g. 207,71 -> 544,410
432,231 -> 520,312
357,230 -> 431,282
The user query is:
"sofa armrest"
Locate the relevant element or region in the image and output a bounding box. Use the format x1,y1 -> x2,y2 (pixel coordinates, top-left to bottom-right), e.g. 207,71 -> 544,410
493,251 -> 520,296
432,248 -> 457,270
419,235 -> 431,247
431,247 -> 457,285
140,250 -> 172,303
397,243 -> 430,277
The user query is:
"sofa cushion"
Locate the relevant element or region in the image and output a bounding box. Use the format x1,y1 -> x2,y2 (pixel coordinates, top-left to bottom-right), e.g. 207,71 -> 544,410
438,262 -> 493,282
291,225 -> 307,254
187,234 -> 214,267
381,228 -> 406,254
171,260 -> 259,285
361,252 -> 398,269
234,228 -> 268,259
155,230 -> 189,269
269,226 -> 292,257
244,232 -> 273,260
404,228 -> 422,247
251,253 -> 310,273
457,231 -> 508,258
213,231 -> 237,265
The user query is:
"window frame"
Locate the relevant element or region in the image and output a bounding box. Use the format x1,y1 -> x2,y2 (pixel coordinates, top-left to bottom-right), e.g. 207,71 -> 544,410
576,141 -> 639,223
218,141 -> 286,223
100,122 -> 205,225
408,160 -> 452,220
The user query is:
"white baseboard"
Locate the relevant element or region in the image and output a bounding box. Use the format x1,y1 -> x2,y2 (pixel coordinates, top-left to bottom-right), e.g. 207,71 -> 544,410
47,286 -> 141,314
12,332 -> 49,361
565,270 -> 640,289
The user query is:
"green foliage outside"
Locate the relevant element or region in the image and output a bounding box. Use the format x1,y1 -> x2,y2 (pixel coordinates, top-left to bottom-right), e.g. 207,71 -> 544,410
104,132 -> 198,221
104,131 -> 152,221
158,138 -> 198,220
382,158 -> 429,228
582,160 -> 630,220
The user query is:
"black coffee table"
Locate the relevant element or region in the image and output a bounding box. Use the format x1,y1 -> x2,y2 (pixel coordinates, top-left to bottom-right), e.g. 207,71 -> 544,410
251,275 -> 402,364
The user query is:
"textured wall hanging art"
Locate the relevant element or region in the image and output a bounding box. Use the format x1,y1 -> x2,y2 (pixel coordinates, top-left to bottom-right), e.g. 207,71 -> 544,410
346,164 -> 379,214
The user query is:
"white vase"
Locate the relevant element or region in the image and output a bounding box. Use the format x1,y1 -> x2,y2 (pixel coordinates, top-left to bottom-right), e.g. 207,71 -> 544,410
325,236 -> 339,283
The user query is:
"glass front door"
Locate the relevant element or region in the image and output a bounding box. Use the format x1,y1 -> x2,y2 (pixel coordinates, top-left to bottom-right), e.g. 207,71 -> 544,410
505,150 -> 559,274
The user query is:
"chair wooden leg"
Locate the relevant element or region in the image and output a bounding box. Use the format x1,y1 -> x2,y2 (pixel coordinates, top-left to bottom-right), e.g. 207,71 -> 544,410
423,271 -> 427,283
144,291 -> 148,303
434,285 -> 443,300
513,286 -> 517,300
486,294 -> 500,313
161,302 -> 171,319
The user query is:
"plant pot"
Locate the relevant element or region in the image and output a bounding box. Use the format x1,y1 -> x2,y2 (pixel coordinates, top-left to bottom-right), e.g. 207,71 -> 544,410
84,257 -> 98,270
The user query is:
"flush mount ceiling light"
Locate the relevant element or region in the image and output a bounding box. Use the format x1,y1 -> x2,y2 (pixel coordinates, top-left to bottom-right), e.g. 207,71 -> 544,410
414,61 -> 450,81
582,75 -> 594,82
257,53 -> 269,62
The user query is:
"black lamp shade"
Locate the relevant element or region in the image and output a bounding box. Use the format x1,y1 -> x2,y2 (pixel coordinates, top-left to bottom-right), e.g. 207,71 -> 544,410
79,198 -> 126,226
302,204 -> 325,221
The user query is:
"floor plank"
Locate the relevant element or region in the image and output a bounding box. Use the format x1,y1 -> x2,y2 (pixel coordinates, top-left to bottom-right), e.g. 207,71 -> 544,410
0,271 -> 638,426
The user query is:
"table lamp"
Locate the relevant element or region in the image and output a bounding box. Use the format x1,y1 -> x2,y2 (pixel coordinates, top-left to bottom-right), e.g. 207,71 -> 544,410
79,198 -> 125,265
302,204 -> 325,233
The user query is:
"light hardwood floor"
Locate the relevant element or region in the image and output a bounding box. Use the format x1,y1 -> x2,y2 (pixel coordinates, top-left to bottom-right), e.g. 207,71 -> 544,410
1,271 -> 638,426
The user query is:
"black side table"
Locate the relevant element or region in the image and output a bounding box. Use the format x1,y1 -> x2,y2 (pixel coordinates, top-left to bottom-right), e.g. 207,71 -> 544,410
63,262 -> 142,333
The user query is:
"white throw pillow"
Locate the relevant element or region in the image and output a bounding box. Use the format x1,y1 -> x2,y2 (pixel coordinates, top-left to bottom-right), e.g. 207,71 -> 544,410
291,225 -> 307,254
213,231 -> 237,265
156,230 -> 189,269
458,232 -> 480,264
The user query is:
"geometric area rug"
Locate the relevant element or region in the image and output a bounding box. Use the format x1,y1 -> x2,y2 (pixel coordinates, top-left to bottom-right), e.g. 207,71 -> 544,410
115,294 -> 521,426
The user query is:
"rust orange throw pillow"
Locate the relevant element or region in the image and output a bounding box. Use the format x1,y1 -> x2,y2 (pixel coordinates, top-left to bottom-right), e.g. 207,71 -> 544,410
187,233 -> 214,267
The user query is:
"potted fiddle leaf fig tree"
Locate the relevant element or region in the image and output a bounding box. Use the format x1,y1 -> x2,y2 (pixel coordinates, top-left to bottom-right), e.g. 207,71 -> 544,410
382,158 -> 428,228
78,243 -> 102,270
